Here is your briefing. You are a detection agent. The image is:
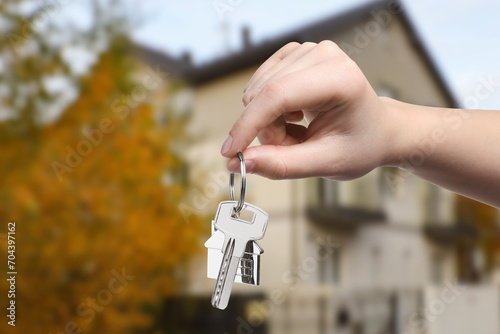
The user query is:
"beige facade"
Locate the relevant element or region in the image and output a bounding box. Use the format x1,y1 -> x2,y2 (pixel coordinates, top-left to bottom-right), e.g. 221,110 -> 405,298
142,1 -> 499,333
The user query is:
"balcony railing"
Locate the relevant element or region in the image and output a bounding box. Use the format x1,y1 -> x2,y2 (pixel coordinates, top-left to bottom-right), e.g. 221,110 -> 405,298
306,176 -> 385,230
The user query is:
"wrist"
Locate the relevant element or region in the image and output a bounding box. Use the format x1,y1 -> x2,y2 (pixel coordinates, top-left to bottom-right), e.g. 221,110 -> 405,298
378,97 -> 434,170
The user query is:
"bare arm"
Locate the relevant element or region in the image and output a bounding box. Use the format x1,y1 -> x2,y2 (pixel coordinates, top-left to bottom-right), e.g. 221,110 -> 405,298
383,98 -> 500,207
220,41 -> 500,208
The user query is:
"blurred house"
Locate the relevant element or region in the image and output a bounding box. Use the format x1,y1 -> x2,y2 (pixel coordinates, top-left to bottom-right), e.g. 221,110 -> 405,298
137,1 -> 499,333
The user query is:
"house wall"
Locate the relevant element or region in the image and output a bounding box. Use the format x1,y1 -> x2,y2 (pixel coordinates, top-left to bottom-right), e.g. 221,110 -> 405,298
424,285 -> 499,334
183,10 -> 468,333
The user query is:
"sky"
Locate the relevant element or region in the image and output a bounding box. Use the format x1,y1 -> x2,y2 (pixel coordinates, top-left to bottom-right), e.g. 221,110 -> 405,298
130,0 -> 375,62
54,0 -> 500,110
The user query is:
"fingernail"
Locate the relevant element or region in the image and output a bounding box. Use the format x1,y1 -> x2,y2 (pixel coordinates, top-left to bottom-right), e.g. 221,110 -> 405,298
221,135 -> 233,155
246,160 -> 256,173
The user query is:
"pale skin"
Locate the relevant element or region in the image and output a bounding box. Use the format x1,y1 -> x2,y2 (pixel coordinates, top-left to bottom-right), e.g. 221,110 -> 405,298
220,41 -> 500,208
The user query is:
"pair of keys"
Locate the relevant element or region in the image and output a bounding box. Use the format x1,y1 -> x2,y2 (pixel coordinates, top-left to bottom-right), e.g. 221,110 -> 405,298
205,152 -> 269,310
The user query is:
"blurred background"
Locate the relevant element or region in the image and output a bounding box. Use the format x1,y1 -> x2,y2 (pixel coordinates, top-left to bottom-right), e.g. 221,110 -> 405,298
1,0 -> 500,333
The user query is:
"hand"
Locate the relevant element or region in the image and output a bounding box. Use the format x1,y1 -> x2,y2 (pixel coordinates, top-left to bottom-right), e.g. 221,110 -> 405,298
221,41 -> 397,180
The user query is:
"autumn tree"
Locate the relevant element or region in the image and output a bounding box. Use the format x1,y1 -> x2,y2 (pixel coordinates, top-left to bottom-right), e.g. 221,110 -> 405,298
0,1 -> 202,333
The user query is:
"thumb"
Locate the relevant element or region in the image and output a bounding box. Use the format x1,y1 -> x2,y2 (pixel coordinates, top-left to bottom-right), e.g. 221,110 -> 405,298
227,142 -> 327,180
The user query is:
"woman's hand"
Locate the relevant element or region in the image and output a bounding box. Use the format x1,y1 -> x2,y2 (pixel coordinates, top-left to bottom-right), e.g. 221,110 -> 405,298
221,41 -> 398,180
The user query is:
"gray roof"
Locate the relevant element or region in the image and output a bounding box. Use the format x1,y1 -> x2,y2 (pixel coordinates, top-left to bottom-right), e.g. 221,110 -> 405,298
134,0 -> 458,107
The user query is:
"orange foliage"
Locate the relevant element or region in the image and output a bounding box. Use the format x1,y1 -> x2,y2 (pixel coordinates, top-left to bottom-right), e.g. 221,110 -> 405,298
0,40 -> 202,333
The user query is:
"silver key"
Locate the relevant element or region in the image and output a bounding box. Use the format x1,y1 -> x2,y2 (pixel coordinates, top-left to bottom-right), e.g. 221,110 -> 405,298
210,200 -> 269,310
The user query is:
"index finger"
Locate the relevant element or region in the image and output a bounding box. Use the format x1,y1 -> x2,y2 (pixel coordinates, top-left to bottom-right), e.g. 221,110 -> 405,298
221,64 -> 344,158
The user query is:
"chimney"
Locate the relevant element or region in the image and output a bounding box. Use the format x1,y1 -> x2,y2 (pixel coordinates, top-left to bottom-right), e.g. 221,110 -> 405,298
242,26 -> 251,50
181,51 -> 192,65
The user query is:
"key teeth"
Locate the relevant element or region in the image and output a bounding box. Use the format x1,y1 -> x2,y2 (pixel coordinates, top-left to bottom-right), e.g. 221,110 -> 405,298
211,295 -> 227,310
211,238 -> 236,310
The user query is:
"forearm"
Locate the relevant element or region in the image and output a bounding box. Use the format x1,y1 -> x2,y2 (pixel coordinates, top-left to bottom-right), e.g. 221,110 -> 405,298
382,97 -> 500,208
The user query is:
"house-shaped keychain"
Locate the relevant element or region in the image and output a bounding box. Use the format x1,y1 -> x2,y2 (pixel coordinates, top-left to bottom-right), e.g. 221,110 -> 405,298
205,221 -> 264,286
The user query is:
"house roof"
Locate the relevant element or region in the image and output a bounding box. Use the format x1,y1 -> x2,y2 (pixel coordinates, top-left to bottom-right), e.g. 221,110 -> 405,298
135,0 -> 458,107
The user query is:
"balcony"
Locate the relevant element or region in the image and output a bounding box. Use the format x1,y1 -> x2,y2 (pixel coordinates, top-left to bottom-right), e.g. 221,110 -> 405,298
306,177 -> 386,231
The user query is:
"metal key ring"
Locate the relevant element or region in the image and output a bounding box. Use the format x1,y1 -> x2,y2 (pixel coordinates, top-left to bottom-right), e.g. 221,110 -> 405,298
229,152 -> 246,215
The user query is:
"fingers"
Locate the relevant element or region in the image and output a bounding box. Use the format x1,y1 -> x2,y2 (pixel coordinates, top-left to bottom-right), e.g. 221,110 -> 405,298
222,63 -> 350,158
243,42 -> 317,106
226,140 -> 327,180
244,42 -> 301,94
243,41 -> 343,108
257,121 -> 307,146
256,113 -> 305,146
283,111 -> 304,123
257,117 -> 287,145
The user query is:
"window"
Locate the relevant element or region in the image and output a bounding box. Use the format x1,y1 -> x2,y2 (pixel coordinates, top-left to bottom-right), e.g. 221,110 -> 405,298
431,253 -> 444,284
318,247 -> 341,285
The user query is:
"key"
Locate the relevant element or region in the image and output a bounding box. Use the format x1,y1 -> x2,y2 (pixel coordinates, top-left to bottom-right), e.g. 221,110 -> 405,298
210,200 -> 269,310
